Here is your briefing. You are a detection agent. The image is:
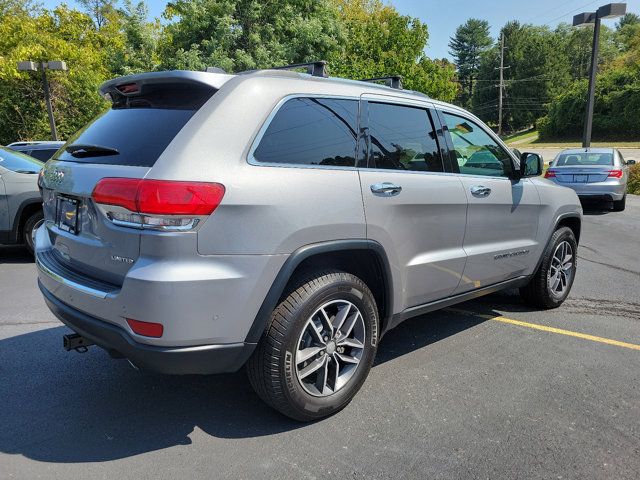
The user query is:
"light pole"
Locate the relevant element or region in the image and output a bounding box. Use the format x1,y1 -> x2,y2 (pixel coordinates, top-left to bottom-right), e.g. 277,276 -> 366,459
17,60 -> 68,141
573,3 -> 626,148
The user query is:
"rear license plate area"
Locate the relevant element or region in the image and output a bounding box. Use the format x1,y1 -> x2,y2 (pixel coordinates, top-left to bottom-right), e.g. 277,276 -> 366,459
56,195 -> 80,234
573,174 -> 588,183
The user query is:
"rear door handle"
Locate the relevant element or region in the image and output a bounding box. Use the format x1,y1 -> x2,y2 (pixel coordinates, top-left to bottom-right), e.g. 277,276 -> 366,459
470,185 -> 491,197
370,182 -> 402,197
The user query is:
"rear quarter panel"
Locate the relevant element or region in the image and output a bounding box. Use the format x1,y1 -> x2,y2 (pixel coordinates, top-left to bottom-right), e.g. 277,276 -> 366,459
149,75 -> 367,255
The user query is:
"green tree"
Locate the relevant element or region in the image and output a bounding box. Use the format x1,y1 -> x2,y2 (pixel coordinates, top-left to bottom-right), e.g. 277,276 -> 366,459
472,22 -> 572,132
329,0 -> 458,101
0,4 -> 111,143
77,0 -> 117,28
616,12 -> 640,30
448,18 -> 492,104
159,0 -> 344,72
108,0 -> 160,75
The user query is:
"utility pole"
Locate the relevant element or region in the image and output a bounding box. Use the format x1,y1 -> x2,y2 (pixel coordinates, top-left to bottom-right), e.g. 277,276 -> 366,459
497,33 -> 506,136
40,62 -> 58,141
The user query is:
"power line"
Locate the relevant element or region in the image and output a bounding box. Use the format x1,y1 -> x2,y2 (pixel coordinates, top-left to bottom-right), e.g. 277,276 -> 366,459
543,0 -> 601,26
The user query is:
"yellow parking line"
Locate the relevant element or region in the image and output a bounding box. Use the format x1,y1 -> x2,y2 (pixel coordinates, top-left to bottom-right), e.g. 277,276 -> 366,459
449,309 -> 640,351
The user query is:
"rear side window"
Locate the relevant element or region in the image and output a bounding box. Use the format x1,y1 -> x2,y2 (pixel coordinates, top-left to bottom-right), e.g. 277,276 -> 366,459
54,83 -> 215,167
366,102 -> 443,172
0,147 -> 43,173
253,97 -> 358,167
555,152 -> 613,166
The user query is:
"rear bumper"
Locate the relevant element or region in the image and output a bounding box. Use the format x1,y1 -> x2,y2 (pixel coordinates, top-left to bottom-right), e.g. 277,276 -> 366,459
40,280 -> 255,375
555,181 -> 626,201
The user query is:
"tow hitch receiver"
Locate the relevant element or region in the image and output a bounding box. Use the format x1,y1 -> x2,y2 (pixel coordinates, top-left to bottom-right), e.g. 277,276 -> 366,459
63,333 -> 94,353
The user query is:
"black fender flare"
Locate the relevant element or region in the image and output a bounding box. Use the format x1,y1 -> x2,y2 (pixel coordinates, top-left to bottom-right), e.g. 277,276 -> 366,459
10,198 -> 43,244
531,212 -> 582,274
244,239 -> 394,344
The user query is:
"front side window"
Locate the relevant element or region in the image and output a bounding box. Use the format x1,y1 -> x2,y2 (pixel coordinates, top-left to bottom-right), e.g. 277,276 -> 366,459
367,102 -> 443,172
442,112 -> 513,177
253,97 -> 358,167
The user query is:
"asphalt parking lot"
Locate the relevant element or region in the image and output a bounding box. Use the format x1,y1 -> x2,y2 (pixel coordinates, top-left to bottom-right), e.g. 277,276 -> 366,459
1,196 -> 639,479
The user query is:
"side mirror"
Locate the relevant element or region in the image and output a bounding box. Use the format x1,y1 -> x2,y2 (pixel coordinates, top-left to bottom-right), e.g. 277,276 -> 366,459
626,159 -> 636,165
519,152 -> 543,178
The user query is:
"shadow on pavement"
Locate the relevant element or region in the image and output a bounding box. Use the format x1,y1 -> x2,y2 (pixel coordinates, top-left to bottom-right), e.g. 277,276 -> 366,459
0,307 -> 489,463
0,246 -> 33,264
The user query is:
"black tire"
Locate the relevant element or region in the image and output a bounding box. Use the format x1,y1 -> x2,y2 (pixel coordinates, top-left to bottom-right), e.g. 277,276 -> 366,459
246,270 -> 379,422
520,226 -> 577,309
23,210 -> 44,255
612,194 -> 626,212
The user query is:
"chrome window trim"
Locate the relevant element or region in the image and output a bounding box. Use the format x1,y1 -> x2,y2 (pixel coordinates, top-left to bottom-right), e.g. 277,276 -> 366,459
247,94 -> 362,171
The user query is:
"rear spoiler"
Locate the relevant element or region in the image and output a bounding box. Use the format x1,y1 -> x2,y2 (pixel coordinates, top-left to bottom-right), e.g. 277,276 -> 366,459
99,70 -> 235,98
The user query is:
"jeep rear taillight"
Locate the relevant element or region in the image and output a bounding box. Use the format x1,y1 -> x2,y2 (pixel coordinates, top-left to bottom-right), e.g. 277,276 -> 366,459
92,178 -> 225,231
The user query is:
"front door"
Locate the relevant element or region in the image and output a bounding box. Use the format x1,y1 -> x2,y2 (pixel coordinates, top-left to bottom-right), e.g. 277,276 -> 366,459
359,98 -> 468,311
439,110 -> 541,293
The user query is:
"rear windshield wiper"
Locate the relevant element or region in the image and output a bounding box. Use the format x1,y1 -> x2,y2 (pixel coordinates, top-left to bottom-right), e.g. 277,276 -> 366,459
66,144 -> 120,158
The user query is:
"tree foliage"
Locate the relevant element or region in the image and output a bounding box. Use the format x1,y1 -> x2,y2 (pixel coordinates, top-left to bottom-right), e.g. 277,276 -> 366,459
330,0 -> 458,101
448,18 -> 491,104
159,0 -> 344,72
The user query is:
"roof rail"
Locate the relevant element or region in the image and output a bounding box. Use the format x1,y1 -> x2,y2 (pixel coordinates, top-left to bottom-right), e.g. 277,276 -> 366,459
239,60 -> 328,78
360,75 -> 403,90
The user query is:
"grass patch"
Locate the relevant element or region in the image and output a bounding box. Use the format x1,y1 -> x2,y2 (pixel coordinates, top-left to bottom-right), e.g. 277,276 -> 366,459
502,130 -> 640,148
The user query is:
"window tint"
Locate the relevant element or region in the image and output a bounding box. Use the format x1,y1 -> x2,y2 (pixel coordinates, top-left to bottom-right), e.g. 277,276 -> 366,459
253,97 -> 358,166
443,112 -> 513,177
54,84 -> 215,167
367,102 -> 442,172
0,147 -> 43,173
29,149 -> 58,161
555,152 -> 613,166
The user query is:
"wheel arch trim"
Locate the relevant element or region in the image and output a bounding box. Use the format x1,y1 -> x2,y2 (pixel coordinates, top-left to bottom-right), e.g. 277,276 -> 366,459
244,239 -> 394,344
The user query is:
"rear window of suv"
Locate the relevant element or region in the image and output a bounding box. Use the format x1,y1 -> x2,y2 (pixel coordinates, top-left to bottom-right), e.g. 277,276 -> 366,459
53,83 -> 215,167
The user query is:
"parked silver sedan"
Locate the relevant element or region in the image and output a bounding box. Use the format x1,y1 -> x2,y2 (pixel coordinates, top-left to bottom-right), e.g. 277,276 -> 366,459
545,148 -> 635,211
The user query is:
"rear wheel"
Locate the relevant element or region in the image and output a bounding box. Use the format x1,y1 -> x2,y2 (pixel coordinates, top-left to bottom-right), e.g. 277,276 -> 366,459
246,270 -> 379,421
612,194 -> 626,212
520,226 -> 577,309
23,211 -> 44,255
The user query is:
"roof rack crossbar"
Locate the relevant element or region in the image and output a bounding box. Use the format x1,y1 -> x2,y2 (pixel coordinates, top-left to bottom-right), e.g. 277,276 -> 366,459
240,60 -> 328,78
270,61 -> 328,77
360,75 -> 403,90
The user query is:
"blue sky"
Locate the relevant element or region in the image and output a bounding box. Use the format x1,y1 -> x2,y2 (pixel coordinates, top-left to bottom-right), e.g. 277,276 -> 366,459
43,0 -> 640,59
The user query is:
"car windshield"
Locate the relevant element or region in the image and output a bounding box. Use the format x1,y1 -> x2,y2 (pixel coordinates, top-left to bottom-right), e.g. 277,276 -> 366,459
0,147 -> 44,173
555,152 -> 613,166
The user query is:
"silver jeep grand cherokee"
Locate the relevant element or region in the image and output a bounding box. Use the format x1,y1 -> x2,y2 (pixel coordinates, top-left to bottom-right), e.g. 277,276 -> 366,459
35,62 -> 582,421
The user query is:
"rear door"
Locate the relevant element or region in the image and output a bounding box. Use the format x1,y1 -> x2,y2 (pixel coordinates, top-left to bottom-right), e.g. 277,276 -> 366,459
438,109 -> 541,292
40,81 -> 216,286
358,96 -> 468,310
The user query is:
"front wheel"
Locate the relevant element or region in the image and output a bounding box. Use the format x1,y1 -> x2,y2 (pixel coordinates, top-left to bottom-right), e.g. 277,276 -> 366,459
520,226 -> 577,309
246,270 -> 379,421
